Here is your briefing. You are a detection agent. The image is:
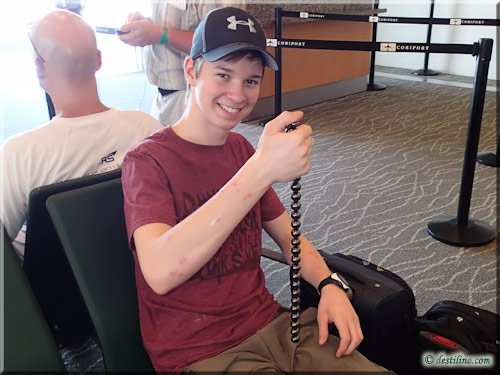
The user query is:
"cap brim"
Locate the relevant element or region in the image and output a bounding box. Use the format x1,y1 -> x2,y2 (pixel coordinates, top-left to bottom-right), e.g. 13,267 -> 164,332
201,42 -> 278,71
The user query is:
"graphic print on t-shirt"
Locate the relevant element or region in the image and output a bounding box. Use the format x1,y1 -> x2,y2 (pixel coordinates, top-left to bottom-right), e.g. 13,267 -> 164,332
181,190 -> 262,283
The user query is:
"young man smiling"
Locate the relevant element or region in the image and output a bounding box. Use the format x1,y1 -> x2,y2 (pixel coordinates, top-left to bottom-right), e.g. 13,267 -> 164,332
122,6 -> 388,374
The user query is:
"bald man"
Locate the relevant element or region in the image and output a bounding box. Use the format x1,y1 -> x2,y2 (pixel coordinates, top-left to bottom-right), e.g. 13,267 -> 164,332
0,9 -> 162,258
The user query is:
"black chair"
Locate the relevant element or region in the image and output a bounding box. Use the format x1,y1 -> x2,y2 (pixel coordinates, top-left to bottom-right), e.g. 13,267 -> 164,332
23,168 -> 121,347
3,225 -> 66,373
46,178 -> 154,372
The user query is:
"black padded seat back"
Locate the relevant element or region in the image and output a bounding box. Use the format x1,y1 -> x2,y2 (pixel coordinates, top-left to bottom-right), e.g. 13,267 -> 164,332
23,168 -> 121,346
3,225 -> 66,372
46,178 -> 154,372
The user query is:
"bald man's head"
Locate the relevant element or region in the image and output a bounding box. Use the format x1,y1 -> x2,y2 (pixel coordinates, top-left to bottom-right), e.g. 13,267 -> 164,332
30,10 -> 100,89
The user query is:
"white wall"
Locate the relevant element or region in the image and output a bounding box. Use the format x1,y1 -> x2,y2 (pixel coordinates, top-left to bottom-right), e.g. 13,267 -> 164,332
376,0 -> 497,79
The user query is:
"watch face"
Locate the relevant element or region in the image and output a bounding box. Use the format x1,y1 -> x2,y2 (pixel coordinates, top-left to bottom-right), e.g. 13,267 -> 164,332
331,273 -> 350,291
318,273 -> 352,297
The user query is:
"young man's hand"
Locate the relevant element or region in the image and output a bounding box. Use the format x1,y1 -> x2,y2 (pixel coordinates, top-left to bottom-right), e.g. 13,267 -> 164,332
317,284 -> 363,357
255,111 -> 312,183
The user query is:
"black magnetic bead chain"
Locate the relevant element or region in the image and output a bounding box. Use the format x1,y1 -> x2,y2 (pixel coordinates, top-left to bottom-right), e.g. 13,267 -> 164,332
290,178 -> 302,343
284,122 -> 302,344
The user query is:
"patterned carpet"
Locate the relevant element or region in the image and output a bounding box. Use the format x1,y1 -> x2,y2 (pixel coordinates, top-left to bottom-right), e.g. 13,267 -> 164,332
236,75 -> 498,317
61,73 -> 498,372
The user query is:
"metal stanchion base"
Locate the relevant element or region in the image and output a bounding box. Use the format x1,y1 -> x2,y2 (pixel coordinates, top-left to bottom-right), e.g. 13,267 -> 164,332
367,82 -> 386,91
427,216 -> 495,247
412,69 -> 440,76
477,151 -> 499,167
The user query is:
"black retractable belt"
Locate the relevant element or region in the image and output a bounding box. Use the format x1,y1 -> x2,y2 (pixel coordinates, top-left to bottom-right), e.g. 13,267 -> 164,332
284,122 -> 302,343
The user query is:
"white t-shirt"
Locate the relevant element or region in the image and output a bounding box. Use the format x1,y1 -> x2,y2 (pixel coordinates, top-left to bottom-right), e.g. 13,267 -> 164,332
0,108 -> 161,254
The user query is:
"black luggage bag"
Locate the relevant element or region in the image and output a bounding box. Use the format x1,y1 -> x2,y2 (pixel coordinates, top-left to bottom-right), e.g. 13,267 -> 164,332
300,251 -> 417,372
412,300 -> 498,373
417,300 -> 498,354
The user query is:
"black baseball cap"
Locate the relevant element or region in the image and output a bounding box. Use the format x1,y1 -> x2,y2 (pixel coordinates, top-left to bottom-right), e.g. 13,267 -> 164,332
190,7 -> 278,71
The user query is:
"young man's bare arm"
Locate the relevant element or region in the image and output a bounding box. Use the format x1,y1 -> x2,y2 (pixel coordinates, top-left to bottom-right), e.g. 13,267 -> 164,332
133,111 -> 311,295
263,213 -> 364,358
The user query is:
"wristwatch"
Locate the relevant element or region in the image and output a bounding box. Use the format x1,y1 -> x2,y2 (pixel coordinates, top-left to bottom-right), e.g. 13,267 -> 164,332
318,272 -> 351,295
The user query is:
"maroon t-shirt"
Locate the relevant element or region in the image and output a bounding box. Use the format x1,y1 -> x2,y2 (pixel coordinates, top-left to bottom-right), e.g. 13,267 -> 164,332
122,127 -> 285,372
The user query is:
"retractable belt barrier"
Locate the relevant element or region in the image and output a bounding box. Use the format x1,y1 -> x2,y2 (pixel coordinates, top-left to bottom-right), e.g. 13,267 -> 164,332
269,7 -> 495,253
280,10 -> 500,27
274,7 -> 499,90
267,38 -> 478,55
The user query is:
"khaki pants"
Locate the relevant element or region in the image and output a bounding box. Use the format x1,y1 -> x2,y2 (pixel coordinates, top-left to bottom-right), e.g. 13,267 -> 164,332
185,307 -> 392,374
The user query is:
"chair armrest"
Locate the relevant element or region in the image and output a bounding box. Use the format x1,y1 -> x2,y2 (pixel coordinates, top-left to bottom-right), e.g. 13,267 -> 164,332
261,247 -> 287,264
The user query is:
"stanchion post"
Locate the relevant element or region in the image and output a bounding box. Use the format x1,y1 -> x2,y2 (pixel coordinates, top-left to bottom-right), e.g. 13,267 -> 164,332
477,135 -> 499,167
456,39 -> 492,226
427,38 -> 495,247
274,7 -> 283,118
260,7 -> 282,126
367,0 -> 386,91
413,0 -> 439,76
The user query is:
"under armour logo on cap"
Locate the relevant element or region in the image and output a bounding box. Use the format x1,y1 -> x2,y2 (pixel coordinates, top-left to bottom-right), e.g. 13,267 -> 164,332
226,15 -> 256,33
190,6 -> 278,70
